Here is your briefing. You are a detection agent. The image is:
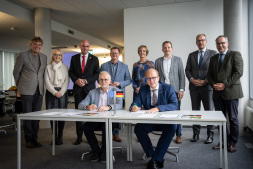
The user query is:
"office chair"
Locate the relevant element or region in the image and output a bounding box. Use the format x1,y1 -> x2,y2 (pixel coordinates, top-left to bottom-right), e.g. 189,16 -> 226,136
142,131 -> 179,162
81,126 -> 123,162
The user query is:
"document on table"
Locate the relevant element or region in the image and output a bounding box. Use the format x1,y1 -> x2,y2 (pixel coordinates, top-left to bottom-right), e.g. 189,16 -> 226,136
159,114 -> 179,118
138,113 -> 158,118
42,112 -> 61,115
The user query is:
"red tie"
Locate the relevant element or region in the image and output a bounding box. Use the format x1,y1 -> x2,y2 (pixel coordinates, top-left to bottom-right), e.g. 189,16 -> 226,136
82,55 -> 85,73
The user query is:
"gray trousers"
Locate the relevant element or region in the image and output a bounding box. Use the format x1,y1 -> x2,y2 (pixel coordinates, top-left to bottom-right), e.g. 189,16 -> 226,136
190,89 -> 215,136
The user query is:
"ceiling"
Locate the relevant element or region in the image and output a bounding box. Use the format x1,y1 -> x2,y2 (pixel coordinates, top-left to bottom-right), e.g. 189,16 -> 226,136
0,0 -> 198,53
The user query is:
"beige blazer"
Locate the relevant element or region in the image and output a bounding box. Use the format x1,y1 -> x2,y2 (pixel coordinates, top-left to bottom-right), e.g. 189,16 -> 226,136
13,50 -> 47,95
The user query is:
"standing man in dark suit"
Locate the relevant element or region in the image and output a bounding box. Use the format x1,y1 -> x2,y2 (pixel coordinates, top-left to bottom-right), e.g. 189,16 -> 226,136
13,36 -> 47,148
155,41 -> 185,144
100,47 -> 131,142
130,68 -> 178,169
69,39 -> 99,145
208,35 -> 243,153
185,34 -> 217,144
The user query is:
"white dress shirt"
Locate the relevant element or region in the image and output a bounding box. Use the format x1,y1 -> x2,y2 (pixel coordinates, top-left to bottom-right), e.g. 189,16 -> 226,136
163,56 -> 172,85
98,89 -> 108,107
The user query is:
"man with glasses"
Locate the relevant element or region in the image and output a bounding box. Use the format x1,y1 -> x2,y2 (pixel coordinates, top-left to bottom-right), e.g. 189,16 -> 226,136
13,36 -> 47,148
185,34 -> 217,144
130,68 -> 178,169
155,41 -> 185,144
69,39 -> 99,145
100,47 -> 131,142
78,71 -> 123,163
207,35 -> 243,153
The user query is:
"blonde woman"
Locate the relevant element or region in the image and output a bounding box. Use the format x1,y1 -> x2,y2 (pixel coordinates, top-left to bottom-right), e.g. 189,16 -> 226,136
44,49 -> 69,145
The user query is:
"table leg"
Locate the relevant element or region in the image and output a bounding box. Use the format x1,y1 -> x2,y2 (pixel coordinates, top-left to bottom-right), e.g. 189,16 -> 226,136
219,124 -> 223,169
129,124 -> 132,161
108,119 -> 112,169
223,122 -> 228,169
17,117 -> 21,169
127,123 -> 130,161
52,120 -> 55,156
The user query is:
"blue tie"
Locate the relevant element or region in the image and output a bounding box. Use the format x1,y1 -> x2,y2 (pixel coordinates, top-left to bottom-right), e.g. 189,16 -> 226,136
198,51 -> 204,68
218,54 -> 224,71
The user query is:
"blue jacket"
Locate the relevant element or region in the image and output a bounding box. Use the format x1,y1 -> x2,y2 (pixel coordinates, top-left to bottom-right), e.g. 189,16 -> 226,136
130,82 -> 178,111
101,61 -> 131,98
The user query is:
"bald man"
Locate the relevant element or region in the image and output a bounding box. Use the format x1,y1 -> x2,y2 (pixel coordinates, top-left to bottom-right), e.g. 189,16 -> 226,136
69,39 -> 100,145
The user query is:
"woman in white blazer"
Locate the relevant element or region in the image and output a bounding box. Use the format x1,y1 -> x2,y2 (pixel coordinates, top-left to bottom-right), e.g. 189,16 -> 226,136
44,49 -> 70,145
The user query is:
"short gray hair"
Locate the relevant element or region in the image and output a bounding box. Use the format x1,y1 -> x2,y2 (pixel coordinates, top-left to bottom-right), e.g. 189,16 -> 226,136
99,71 -> 111,80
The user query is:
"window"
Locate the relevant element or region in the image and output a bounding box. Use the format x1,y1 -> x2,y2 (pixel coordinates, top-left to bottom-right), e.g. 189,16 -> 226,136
0,50 -> 17,90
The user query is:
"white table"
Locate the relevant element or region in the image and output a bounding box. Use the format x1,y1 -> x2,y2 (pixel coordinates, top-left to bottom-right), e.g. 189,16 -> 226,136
17,109 -> 114,169
108,110 -> 228,169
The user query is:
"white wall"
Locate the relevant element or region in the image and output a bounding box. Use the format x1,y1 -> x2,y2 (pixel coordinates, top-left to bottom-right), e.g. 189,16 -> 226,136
124,0 -> 223,110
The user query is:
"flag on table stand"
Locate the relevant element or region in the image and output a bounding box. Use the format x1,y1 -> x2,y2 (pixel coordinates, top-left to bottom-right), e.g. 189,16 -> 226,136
108,91 -> 124,116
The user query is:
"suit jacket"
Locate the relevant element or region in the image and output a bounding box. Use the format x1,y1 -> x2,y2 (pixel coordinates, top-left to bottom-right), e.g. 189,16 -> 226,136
100,61 -> 131,98
130,82 -> 178,112
155,56 -> 185,93
207,50 -> 244,100
13,50 -> 47,95
185,49 -> 217,91
78,86 -> 123,110
69,53 -> 99,96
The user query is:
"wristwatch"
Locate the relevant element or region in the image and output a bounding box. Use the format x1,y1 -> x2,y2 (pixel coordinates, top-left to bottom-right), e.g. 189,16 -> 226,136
107,105 -> 112,111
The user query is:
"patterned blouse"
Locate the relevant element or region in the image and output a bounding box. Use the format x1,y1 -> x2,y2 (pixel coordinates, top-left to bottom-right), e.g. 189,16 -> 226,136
132,60 -> 155,90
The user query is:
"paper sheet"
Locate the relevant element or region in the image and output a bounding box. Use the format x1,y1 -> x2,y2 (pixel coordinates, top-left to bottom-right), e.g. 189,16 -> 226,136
159,114 -> 179,118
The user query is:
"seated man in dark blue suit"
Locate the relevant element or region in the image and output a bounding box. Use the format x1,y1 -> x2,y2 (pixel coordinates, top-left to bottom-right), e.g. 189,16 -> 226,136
130,68 -> 178,169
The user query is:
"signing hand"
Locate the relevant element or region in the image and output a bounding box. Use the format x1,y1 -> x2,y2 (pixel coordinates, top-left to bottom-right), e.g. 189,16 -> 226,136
86,104 -> 97,111
131,105 -> 141,112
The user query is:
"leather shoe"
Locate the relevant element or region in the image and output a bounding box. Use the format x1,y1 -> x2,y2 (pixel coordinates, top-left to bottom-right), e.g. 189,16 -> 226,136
156,159 -> 164,168
90,151 -> 100,162
176,136 -> 182,144
147,160 -> 158,169
33,140 -> 42,147
228,145 -> 236,153
99,151 -> 106,163
26,141 -> 35,148
204,135 -> 213,144
191,134 -> 199,142
113,135 -> 122,142
73,139 -> 82,145
213,143 -> 224,150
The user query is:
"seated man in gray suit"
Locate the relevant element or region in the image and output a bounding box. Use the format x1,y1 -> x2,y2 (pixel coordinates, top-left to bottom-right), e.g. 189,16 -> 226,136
155,41 -> 185,144
101,47 -> 131,142
78,71 -> 123,163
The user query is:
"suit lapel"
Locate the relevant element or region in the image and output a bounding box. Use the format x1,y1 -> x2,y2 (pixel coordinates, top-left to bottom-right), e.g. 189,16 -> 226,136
28,51 -> 38,72
83,53 -> 91,74
158,84 -> 163,105
146,87 -> 151,109
160,57 -> 165,78
194,51 -> 199,68
95,88 -> 100,105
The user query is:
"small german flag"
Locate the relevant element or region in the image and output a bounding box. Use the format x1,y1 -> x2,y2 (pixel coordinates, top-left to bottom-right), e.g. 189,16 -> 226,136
116,91 -> 124,97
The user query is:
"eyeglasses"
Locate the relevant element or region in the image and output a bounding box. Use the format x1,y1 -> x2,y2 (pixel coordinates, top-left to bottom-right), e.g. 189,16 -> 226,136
146,76 -> 158,81
196,39 -> 206,43
54,54 -> 62,56
216,42 -> 227,46
99,79 -> 109,82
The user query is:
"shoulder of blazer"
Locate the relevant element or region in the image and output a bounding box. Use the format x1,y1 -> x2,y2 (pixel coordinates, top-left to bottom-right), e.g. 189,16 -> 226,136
189,50 -> 199,56
155,57 -> 163,62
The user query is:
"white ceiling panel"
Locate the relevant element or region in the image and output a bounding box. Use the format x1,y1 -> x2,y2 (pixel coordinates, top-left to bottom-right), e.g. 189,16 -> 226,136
120,0 -> 151,8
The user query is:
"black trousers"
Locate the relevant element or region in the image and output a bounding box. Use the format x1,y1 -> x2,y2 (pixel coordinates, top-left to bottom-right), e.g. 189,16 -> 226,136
190,90 -> 215,136
83,122 -> 118,153
21,88 -> 43,142
214,97 -> 239,146
46,88 -> 68,138
74,90 -> 87,140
